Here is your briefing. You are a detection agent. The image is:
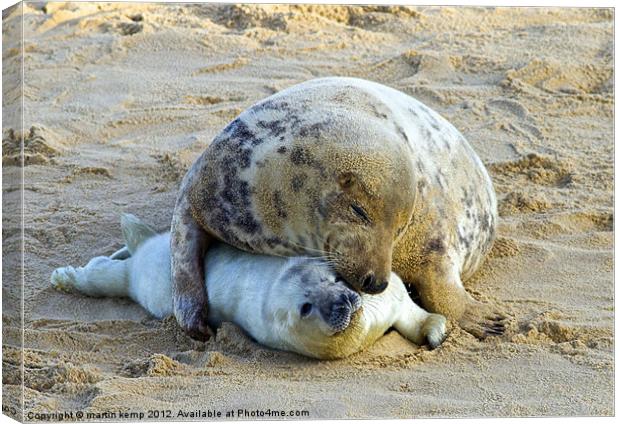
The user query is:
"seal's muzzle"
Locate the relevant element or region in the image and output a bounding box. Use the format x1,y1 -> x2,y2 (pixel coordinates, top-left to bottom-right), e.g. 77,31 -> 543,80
322,291 -> 362,333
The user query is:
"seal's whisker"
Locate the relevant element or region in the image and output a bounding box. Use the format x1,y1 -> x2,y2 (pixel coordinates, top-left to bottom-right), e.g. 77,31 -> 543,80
286,240 -> 339,260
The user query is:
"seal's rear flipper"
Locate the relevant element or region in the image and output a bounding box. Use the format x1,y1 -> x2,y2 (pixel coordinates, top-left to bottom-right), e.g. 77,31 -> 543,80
121,213 -> 158,255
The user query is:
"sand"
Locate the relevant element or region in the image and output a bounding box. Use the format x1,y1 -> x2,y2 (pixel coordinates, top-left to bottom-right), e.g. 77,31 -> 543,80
2,2 -> 614,420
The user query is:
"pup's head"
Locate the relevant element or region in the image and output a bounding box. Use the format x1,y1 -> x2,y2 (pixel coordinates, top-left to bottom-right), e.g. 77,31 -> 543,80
278,259 -> 362,337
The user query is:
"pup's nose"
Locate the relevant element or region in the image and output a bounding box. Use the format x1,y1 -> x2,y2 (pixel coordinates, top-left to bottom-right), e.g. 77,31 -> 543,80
360,273 -> 388,294
347,291 -> 362,311
332,293 -> 353,312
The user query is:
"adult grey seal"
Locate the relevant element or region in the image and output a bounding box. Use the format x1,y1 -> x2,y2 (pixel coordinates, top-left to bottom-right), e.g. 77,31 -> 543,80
171,77 -> 503,340
51,214 -> 447,359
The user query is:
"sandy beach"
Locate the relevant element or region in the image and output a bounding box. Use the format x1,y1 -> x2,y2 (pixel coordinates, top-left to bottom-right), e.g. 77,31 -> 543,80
2,3 -> 613,419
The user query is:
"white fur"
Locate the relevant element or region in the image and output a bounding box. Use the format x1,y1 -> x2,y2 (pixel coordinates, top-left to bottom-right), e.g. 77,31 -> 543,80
51,227 -> 447,359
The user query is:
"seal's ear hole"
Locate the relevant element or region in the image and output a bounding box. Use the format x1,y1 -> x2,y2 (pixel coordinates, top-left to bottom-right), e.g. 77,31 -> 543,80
338,172 -> 356,190
300,303 -> 313,318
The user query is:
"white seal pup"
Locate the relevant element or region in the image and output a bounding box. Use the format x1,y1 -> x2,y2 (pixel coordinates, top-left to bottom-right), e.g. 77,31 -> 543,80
170,77 -> 504,340
51,214 -> 447,359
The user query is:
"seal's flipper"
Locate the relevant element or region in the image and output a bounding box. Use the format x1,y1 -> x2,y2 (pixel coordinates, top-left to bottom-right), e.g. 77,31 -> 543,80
120,213 -> 158,255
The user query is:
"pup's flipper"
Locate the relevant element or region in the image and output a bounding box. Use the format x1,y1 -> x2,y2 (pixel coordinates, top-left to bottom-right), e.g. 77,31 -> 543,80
51,256 -> 129,297
110,246 -> 131,260
120,213 -> 158,255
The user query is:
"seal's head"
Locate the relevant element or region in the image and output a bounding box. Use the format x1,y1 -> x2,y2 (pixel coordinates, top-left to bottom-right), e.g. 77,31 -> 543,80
316,144 -> 416,295
277,259 -> 362,337
247,99 -> 416,295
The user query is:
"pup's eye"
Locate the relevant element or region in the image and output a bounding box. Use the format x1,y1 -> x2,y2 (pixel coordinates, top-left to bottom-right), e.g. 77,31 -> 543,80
300,303 -> 313,317
351,204 -> 371,224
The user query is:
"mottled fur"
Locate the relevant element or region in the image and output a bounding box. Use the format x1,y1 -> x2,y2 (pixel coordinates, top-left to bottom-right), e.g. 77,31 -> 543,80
171,77 -> 504,339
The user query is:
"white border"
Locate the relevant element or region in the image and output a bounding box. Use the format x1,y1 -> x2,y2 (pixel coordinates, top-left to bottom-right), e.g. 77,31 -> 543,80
0,2 -> 616,424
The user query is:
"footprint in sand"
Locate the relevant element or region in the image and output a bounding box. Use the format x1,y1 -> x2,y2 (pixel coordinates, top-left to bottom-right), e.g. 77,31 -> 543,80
2,125 -> 64,166
512,310 -> 612,349
122,354 -> 188,378
548,210 -> 613,233
489,236 -> 521,258
498,191 -> 551,215
25,362 -> 103,392
152,152 -> 188,183
503,59 -> 613,96
489,153 -> 574,188
486,98 -> 530,119
192,58 -> 249,76
184,95 -> 225,105
117,21 -> 143,36
369,50 -> 455,84
213,4 -> 419,31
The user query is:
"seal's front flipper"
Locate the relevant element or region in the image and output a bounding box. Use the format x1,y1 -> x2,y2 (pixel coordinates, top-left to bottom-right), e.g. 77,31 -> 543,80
170,195 -> 214,341
458,299 -> 509,340
120,213 -> 157,254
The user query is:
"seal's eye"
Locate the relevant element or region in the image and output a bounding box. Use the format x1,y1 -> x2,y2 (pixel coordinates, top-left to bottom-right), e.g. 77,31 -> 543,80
351,203 -> 371,224
300,303 -> 313,317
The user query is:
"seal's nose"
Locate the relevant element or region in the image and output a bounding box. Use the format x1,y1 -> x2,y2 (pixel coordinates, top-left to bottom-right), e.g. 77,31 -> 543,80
360,273 -> 388,294
360,273 -> 375,291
